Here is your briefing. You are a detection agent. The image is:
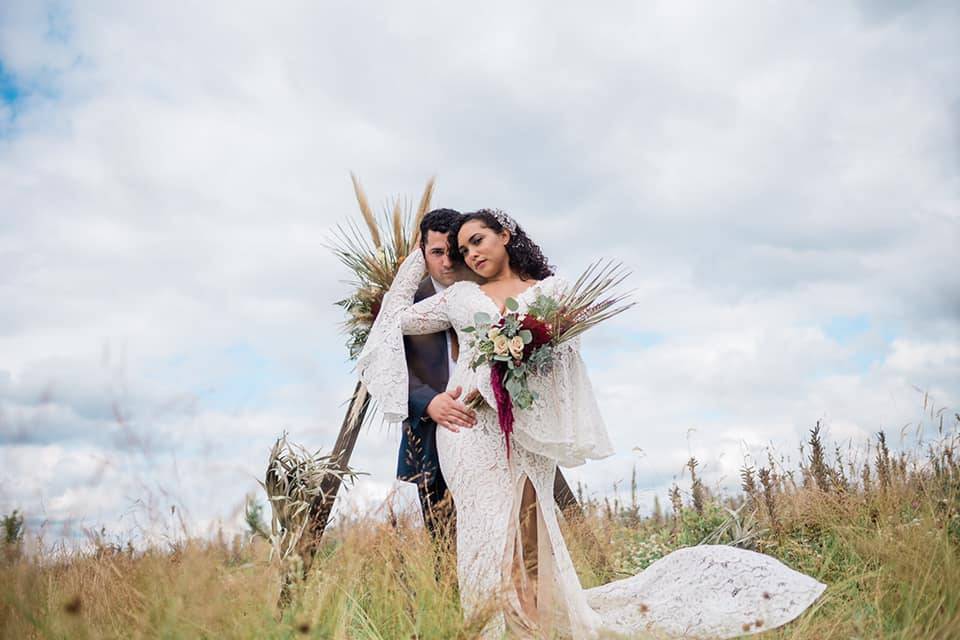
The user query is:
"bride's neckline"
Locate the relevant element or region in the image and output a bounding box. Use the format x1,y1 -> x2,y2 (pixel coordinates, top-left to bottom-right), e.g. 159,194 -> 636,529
465,276 -> 554,315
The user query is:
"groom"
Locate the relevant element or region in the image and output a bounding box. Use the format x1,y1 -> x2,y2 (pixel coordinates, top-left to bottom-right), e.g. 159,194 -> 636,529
400,208 -> 477,541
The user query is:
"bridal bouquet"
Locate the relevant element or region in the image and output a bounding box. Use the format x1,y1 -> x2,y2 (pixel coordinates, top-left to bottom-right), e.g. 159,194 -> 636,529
463,261 -> 634,455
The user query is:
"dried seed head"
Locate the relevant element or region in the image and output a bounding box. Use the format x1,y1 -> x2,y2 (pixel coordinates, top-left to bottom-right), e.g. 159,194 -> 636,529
64,595 -> 82,615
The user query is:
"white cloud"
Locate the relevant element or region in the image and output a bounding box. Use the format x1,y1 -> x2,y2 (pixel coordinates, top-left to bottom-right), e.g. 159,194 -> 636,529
0,0 -> 957,541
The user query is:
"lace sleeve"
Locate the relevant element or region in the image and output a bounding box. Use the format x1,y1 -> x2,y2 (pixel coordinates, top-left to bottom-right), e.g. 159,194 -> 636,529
400,292 -> 451,335
356,250 -> 450,422
506,276 -> 615,467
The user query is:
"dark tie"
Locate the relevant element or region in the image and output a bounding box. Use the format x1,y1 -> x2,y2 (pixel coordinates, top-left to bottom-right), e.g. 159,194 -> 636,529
448,329 -> 459,361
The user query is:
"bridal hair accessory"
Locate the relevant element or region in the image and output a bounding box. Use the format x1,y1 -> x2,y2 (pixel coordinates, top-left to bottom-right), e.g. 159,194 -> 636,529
483,208 -> 518,233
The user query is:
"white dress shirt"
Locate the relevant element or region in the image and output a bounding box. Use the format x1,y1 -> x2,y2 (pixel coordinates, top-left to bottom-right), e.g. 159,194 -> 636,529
430,276 -> 457,377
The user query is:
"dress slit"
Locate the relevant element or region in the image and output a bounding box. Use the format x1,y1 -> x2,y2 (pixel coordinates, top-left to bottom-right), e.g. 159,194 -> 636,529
501,472 -> 540,636
500,467 -> 598,639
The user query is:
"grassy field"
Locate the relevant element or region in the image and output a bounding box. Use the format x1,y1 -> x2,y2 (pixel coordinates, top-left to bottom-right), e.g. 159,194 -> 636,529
4,412 -> 960,639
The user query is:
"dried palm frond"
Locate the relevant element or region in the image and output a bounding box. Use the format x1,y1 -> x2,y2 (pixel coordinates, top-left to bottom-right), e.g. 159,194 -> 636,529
699,504 -> 766,549
329,175 -> 437,359
260,432 -> 364,562
551,259 -> 636,342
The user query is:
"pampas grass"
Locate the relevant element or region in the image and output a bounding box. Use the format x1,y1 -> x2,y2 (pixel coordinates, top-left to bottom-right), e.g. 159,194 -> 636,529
331,175 -> 436,359
350,172 -> 381,249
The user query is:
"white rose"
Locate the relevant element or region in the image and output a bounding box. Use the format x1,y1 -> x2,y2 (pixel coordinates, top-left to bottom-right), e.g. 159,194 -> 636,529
509,336 -> 525,359
493,334 -> 510,356
487,327 -> 501,340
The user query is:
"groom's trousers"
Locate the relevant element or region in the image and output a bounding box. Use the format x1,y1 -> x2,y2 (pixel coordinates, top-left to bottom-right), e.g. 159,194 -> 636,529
401,418 -> 456,545
416,463 -> 456,545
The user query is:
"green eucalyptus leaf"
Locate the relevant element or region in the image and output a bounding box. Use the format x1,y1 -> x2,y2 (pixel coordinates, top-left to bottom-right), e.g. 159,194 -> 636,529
474,311 -> 492,325
519,329 -> 533,344
512,388 -> 532,409
505,297 -> 519,312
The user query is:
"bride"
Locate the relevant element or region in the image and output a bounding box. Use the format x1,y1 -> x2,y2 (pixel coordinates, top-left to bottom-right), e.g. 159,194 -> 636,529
357,209 -> 825,638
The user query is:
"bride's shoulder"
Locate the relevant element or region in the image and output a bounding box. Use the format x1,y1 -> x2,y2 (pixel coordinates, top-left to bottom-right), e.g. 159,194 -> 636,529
445,279 -> 479,296
537,274 -> 567,294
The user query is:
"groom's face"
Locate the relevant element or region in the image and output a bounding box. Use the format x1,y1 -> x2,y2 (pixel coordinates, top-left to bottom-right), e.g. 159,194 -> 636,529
423,230 -> 457,287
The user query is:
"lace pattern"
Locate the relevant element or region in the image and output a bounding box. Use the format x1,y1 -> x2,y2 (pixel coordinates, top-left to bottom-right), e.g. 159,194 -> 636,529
358,250 -> 615,468
585,545 -> 827,638
355,249 -> 826,638
356,250 -> 450,422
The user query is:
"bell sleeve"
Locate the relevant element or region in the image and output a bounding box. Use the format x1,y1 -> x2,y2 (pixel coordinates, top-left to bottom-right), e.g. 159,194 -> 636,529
356,250 -> 451,423
509,276 -> 616,467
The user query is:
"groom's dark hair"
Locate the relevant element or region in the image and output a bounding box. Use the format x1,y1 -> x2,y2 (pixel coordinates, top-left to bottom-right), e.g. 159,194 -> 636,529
419,208 -> 462,249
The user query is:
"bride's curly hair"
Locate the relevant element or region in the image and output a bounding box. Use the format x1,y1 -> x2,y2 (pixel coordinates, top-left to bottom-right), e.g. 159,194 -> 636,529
450,209 -> 555,281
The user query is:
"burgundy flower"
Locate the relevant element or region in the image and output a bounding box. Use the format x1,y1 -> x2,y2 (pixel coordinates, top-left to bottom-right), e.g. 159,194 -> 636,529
520,315 -> 553,357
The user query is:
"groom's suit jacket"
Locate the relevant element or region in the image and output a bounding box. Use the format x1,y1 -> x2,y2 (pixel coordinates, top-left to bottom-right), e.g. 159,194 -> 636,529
397,277 -> 450,487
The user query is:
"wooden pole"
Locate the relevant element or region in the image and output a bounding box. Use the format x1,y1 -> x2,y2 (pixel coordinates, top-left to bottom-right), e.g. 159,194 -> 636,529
279,379 -> 582,606
305,380 -> 371,558
276,380 -> 369,608
553,467 -> 579,516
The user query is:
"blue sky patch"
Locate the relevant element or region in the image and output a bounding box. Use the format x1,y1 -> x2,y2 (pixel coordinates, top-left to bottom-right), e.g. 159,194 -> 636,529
823,314 -> 870,344
818,316 -> 898,375
624,330 -> 665,348
581,329 -> 664,368
202,343 -> 302,412
0,62 -> 21,105
45,4 -> 73,43
150,342 -> 304,413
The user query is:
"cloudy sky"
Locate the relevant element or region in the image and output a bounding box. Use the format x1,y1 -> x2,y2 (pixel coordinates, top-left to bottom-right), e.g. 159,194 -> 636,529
1,1 -> 957,545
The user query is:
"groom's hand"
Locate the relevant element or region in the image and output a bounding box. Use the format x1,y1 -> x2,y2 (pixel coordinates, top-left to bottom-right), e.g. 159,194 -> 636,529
426,386 -> 477,432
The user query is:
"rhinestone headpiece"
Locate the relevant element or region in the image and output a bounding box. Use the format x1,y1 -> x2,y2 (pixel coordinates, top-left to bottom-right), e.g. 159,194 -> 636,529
485,208 -> 517,233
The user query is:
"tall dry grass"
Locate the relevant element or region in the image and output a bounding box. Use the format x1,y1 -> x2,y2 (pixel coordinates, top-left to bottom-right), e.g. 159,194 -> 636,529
3,406 -> 959,638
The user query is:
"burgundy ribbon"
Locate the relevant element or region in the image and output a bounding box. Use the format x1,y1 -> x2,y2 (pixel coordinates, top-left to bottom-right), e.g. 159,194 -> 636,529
489,363 -> 514,458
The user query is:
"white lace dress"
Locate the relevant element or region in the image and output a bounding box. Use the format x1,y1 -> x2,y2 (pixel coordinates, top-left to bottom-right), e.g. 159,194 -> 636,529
357,251 -> 825,639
